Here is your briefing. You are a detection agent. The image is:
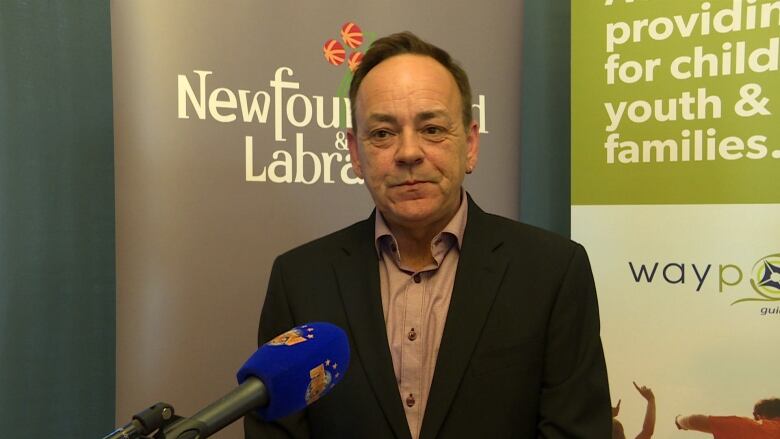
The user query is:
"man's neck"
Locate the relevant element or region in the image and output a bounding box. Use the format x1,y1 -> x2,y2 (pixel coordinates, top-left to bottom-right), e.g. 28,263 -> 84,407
383,204 -> 461,272
391,228 -> 438,271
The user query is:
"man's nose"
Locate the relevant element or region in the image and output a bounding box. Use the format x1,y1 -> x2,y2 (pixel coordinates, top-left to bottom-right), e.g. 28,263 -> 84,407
394,130 -> 424,167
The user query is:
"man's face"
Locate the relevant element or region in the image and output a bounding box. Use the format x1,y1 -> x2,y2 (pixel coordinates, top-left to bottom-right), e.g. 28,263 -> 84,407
347,54 -> 479,230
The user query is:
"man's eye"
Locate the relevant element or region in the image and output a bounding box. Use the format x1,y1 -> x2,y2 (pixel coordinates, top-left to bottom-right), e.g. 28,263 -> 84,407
421,126 -> 446,139
370,129 -> 392,139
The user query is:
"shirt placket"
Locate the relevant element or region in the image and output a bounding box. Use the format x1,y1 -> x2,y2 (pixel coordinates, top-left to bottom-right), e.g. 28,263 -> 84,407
401,271 -> 425,435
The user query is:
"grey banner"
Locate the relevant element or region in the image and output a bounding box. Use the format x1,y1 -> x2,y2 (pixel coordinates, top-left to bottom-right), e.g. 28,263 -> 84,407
112,1 -> 523,437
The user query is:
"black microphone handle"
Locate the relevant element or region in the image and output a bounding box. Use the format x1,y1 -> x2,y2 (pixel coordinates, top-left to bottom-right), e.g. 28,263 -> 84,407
160,377 -> 268,439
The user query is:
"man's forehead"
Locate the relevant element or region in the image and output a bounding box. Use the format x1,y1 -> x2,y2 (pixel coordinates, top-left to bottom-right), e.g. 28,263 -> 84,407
354,54 -> 461,122
358,54 -> 457,92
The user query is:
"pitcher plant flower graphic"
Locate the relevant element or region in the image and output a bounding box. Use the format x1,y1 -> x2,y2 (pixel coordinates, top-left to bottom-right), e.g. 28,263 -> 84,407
322,22 -> 376,128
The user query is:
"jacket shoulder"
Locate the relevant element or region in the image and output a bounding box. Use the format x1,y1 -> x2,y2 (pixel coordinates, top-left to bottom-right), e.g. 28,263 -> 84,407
275,217 -> 372,264
475,210 -> 583,258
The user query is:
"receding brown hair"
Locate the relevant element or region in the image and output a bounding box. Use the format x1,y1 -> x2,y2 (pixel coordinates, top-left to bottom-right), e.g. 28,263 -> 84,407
348,31 -> 473,131
754,398 -> 780,419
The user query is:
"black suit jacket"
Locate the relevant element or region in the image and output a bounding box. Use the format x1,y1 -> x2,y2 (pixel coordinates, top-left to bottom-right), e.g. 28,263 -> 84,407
245,198 -> 611,438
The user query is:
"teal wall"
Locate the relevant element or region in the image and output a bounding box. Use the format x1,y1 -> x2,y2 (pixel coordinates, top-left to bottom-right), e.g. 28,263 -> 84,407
520,2 -> 571,237
0,1 -> 115,437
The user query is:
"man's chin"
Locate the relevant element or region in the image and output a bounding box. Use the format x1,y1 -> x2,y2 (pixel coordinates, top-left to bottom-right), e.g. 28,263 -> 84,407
381,201 -> 446,227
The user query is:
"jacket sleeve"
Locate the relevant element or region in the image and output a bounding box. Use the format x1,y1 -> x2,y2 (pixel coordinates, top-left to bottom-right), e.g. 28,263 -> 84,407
244,256 -> 311,439
537,244 -> 612,438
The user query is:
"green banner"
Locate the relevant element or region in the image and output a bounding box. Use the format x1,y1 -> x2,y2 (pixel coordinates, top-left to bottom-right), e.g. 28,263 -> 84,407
572,0 -> 780,205
572,2 -> 780,438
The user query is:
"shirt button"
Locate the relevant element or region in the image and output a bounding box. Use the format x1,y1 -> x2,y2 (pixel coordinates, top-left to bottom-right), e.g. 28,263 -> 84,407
406,394 -> 416,407
413,273 -> 421,283
407,328 -> 417,341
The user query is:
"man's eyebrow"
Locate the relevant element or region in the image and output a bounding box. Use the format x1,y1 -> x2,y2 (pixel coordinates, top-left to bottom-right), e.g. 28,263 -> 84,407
415,110 -> 451,123
363,111 -> 451,126
365,113 -> 398,125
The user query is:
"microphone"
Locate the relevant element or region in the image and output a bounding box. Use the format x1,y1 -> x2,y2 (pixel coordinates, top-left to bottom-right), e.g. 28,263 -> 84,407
158,322 -> 349,439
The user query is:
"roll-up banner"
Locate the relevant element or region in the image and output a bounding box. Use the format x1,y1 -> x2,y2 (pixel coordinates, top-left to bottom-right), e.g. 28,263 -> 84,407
573,1 -> 779,438
111,1 -> 523,436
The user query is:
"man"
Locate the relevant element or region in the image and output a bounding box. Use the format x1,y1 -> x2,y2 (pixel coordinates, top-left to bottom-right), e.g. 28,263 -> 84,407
245,31 -> 611,438
675,397 -> 780,438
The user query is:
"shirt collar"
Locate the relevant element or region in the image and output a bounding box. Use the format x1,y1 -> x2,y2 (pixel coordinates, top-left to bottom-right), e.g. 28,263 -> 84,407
373,189 -> 469,258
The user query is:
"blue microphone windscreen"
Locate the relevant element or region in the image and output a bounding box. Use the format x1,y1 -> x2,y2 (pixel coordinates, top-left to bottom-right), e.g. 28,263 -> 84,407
236,322 -> 350,421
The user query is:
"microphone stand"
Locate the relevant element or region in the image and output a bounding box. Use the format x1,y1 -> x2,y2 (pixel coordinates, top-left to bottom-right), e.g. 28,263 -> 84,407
102,402 -> 176,439
106,377 -> 267,439
154,377 -> 267,439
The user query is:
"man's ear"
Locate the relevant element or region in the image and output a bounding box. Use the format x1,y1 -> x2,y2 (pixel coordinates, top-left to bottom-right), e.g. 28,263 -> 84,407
347,129 -> 363,179
465,120 -> 480,172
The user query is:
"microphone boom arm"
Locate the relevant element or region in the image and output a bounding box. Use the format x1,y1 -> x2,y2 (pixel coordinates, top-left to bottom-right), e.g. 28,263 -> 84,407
155,377 -> 268,439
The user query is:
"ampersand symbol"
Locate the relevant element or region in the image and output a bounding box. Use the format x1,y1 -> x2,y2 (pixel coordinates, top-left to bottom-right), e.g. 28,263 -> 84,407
334,131 -> 348,150
735,83 -> 771,117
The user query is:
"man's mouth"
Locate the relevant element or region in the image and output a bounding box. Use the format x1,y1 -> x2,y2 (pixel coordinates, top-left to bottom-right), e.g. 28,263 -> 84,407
388,177 -> 436,188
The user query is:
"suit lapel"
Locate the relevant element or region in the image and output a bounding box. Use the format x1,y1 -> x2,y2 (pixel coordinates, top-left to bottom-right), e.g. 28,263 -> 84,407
419,199 -> 508,439
332,216 -> 412,439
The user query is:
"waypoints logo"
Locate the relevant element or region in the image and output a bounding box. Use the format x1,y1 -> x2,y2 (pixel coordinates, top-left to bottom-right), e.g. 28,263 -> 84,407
627,252 -> 780,309
732,253 -> 780,305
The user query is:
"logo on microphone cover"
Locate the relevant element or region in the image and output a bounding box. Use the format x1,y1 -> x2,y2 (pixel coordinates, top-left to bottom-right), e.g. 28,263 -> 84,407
268,326 -> 315,346
306,359 -> 340,404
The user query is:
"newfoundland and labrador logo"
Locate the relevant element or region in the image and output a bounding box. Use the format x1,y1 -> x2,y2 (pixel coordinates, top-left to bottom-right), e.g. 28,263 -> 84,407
176,22 -> 488,186
628,253 -> 780,311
